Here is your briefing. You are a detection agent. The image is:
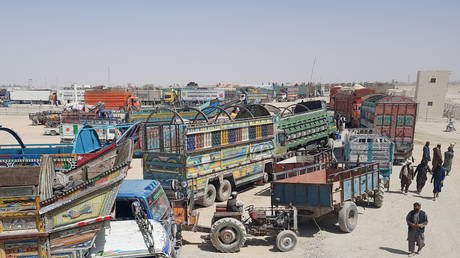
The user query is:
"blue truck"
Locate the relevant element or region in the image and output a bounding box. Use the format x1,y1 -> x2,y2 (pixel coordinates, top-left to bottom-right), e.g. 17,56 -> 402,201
91,179 -> 182,257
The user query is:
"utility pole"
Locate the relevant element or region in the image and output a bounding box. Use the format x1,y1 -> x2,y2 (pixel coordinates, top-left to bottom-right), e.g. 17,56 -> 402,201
309,57 -> 317,84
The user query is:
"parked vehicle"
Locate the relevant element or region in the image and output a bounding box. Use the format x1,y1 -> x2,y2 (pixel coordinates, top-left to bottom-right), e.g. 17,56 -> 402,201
29,110 -> 61,126
271,162 -> 384,233
91,179 -> 180,257
334,87 -> 375,127
209,201 -> 298,253
0,130 -> 136,257
133,88 -> 163,106
360,94 -> 417,163
344,128 -> 394,190
44,125 -> 60,135
328,86 -> 342,110
10,89 -> 53,104
84,89 -> 141,111
60,123 -> 130,143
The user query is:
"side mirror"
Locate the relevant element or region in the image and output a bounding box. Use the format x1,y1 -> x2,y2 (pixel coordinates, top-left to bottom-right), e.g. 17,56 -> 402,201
171,179 -> 179,191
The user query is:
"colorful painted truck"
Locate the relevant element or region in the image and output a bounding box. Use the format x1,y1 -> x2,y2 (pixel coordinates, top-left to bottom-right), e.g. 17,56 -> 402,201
360,94 -> 417,163
91,179 -> 179,257
271,162 -> 384,233
0,134 -> 135,257
334,87 -> 375,127
272,100 -> 337,155
142,115 -> 275,207
344,128 -> 395,190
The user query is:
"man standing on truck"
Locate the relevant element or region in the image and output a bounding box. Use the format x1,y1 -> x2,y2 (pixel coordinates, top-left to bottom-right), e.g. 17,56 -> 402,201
406,202 -> 428,257
422,141 -> 431,164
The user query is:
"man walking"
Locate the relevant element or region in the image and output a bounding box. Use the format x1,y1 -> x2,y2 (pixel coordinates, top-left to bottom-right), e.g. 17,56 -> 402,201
432,144 -> 443,169
431,166 -> 446,201
422,141 -> 431,163
406,202 -> 428,256
414,160 -> 431,194
443,144 -> 454,176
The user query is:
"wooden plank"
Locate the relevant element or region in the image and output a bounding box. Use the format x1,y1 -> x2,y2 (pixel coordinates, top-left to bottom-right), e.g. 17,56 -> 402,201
0,167 -> 40,187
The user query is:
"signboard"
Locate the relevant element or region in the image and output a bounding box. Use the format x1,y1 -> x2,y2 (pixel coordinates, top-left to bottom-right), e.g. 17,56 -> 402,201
181,89 -> 225,101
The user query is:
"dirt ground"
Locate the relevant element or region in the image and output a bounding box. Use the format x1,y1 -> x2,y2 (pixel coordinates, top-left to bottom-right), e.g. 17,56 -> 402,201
1,113 -> 459,258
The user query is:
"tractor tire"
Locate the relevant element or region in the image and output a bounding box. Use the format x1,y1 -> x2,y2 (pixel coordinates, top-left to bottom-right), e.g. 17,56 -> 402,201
217,179 -> 232,202
338,201 -> 358,233
201,184 -> 216,207
210,218 -> 246,253
374,189 -> 384,208
275,230 -> 297,252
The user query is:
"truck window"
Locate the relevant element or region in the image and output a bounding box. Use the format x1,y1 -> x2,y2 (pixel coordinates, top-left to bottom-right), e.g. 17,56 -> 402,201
147,188 -> 171,221
115,199 -> 141,220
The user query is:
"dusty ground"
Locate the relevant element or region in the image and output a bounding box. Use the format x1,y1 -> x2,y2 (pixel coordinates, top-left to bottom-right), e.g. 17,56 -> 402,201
1,112 -> 459,258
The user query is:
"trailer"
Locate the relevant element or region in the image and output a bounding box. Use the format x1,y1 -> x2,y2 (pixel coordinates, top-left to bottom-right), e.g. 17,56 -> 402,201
334,87 -> 375,127
360,94 -> 417,163
344,128 -> 394,190
271,162 -> 384,233
10,89 -> 53,104
133,88 -> 163,106
84,89 -> 141,111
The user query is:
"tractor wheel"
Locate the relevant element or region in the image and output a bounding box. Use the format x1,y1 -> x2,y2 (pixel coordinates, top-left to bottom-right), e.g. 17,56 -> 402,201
275,230 -> 297,252
210,218 -> 246,253
200,184 -> 216,207
217,179 -> 232,202
374,189 -> 384,208
338,201 -> 358,233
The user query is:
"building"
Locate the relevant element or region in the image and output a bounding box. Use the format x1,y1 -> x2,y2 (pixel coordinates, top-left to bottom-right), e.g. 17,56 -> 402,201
415,70 -> 450,121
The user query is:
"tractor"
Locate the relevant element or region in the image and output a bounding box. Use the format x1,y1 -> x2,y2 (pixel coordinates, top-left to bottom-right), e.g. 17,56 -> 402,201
209,193 -> 298,253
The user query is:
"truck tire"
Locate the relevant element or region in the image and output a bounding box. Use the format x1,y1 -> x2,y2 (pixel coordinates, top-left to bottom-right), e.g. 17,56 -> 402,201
201,184 -> 216,207
210,218 -> 246,253
275,230 -> 297,252
50,130 -> 58,136
217,179 -> 232,202
338,201 -> 358,233
374,189 -> 384,208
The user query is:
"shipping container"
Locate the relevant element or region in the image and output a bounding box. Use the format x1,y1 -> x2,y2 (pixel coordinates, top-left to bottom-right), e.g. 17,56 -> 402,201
334,87 -> 375,127
133,89 -> 163,105
360,94 -> 417,163
84,89 -> 141,110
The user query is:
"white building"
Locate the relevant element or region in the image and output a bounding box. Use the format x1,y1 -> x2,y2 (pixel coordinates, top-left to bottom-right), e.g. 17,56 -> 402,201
415,70 -> 450,120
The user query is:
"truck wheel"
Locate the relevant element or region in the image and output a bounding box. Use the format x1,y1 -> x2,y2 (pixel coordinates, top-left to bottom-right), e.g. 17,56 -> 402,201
50,130 -> 57,136
374,189 -> 384,208
201,184 -> 216,207
210,218 -> 246,253
338,201 -> 358,233
217,179 -> 232,202
275,230 -> 297,252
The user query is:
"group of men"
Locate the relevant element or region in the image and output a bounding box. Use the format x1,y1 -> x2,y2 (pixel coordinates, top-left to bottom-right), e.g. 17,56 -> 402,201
404,141 -> 454,256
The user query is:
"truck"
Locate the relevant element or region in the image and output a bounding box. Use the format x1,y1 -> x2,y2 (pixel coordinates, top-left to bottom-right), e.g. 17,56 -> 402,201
29,110 -> 61,126
344,128 -> 394,190
360,94 -> 417,163
91,179 -> 180,257
84,89 -> 141,111
328,86 -> 342,110
334,87 -> 375,127
133,88 -> 163,106
10,89 -> 53,104
164,88 -> 239,105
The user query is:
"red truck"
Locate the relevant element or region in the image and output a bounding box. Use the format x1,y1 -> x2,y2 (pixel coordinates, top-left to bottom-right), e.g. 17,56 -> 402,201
360,94 -> 417,163
334,87 -> 375,127
84,89 -> 141,111
328,86 -> 342,110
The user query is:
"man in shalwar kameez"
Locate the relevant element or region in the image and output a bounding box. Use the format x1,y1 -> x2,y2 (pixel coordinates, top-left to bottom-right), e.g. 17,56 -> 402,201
406,202 -> 428,256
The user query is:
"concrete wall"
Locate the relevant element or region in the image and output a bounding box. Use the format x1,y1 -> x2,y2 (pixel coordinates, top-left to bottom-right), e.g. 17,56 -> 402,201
415,70 -> 450,121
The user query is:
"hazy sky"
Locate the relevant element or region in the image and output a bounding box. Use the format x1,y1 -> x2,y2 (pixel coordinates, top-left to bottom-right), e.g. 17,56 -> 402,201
0,1 -> 459,87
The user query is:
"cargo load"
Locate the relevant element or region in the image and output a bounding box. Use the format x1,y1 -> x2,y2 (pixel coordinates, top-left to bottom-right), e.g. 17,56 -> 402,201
334,87 -> 375,127
360,94 -> 417,163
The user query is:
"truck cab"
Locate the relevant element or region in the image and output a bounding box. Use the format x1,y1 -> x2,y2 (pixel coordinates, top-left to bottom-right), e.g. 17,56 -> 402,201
91,180 -> 177,257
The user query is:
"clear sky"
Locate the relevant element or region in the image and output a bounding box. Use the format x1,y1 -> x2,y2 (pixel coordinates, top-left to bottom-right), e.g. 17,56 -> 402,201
0,1 -> 459,87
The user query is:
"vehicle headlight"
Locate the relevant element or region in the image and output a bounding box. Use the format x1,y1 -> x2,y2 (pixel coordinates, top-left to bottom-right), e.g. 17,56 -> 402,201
180,180 -> 188,188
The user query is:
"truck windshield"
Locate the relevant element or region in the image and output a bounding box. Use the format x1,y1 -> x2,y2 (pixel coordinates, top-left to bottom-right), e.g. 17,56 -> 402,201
147,187 -> 171,221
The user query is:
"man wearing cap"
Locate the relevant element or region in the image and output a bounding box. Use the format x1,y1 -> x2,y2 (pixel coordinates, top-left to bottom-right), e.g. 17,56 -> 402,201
406,202 -> 428,256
